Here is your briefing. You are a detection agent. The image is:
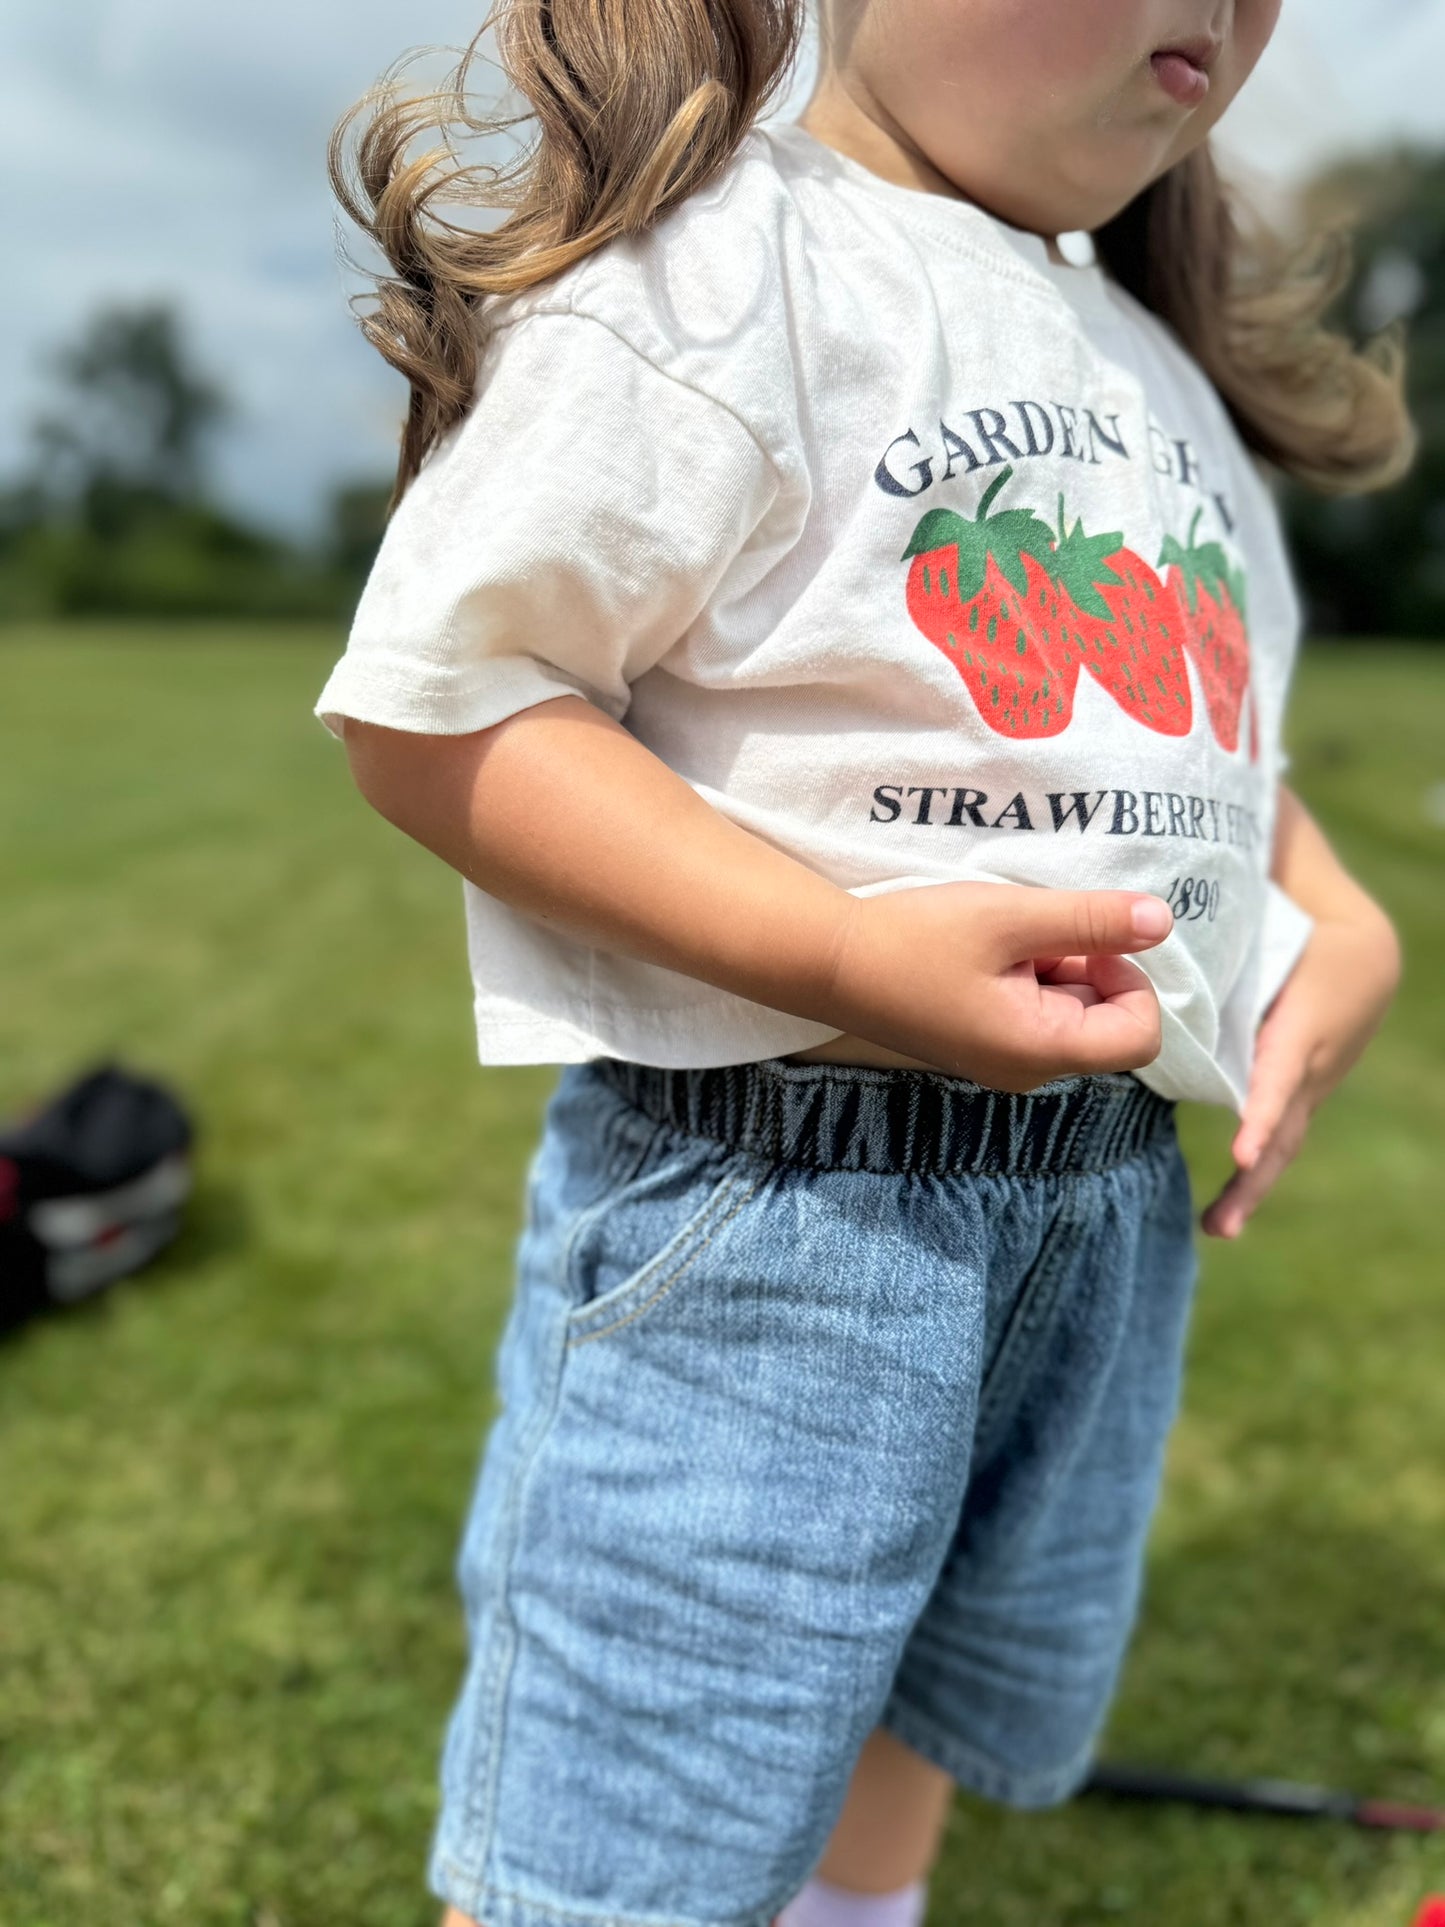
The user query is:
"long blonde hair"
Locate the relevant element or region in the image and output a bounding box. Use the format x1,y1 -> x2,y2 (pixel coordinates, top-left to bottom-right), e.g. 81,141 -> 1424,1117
330,0 -> 1417,507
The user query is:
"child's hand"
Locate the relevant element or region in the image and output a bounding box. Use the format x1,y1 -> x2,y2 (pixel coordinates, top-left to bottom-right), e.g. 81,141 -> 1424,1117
818,881 -> 1174,1092
1201,906 -> 1402,1239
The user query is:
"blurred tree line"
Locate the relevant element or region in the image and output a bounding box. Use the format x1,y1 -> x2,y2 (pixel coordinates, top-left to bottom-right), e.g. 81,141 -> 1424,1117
0,141 -> 1441,632
0,305 -> 389,621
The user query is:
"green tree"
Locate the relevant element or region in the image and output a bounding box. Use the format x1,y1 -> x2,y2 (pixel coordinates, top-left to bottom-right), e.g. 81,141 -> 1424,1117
0,302 -> 350,620
30,302 -> 231,536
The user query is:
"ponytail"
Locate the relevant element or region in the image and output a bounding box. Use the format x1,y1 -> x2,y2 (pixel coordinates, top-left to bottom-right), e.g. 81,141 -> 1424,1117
1095,142 -> 1417,495
328,0 -> 804,506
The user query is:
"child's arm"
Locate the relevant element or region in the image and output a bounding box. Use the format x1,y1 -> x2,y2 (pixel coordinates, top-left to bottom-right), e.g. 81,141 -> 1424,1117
1201,784 -> 1402,1239
342,694 -> 1176,1093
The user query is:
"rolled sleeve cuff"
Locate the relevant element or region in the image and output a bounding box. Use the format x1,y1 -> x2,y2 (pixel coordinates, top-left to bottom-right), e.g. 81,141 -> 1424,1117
312,650 -> 602,741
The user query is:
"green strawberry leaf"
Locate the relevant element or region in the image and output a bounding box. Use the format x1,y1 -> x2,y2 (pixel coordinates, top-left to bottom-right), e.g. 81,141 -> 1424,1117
1158,506 -> 1249,623
1048,503 -> 1125,620
901,508 -> 970,562
969,506 -> 1058,599
901,466 -> 1055,603
1222,559 -> 1249,624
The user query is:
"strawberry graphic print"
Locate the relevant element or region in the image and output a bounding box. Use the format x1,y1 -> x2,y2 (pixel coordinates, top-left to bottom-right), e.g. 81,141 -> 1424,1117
1043,495 -> 1193,736
901,469 -> 1079,737
1161,507 -> 1253,753
902,466 -> 1254,758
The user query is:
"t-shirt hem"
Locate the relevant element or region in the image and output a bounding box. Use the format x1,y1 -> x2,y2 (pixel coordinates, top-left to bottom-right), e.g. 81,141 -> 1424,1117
1254,886 -> 1315,1022
469,997 -> 1250,1107
312,652 -> 606,740
471,999 -> 846,1069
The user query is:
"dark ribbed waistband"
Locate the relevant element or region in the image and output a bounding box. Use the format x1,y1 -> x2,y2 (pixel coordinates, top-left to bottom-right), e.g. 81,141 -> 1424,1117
590,1056 -> 1176,1178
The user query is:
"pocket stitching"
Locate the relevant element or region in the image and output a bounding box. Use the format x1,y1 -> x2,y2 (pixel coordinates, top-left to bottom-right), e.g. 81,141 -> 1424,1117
565,1171 -> 761,1349
549,1111 -> 666,1300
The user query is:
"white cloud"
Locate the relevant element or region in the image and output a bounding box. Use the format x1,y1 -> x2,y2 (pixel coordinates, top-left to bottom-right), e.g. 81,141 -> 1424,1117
0,1 -> 489,530
0,0 -> 1435,534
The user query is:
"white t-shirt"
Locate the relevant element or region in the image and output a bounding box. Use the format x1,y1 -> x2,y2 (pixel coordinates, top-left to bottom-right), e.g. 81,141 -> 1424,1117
315,117 -> 1314,1111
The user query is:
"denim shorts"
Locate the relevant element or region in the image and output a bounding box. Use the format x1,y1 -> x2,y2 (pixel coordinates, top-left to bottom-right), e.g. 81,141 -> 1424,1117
429,1053 -> 1199,1927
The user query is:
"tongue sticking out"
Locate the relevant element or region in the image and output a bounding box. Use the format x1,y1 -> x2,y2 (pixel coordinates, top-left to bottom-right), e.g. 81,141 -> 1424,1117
1151,49 -> 1210,105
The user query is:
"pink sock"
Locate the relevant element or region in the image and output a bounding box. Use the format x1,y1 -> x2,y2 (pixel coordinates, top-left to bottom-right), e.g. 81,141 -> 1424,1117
778,1875 -> 928,1927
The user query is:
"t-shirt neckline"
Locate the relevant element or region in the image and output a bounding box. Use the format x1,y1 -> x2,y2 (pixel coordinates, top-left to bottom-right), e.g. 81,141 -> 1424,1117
759,118 -> 1116,319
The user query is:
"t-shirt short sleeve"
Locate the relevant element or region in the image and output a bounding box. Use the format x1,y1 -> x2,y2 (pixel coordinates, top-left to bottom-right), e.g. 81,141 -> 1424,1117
313,310 -> 781,740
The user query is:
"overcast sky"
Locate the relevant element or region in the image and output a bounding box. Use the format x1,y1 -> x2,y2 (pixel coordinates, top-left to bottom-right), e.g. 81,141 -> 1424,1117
1,2 -> 1439,534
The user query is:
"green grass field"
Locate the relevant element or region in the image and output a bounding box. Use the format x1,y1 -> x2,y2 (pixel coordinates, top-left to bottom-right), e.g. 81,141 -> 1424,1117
2,626 -> 1443,1927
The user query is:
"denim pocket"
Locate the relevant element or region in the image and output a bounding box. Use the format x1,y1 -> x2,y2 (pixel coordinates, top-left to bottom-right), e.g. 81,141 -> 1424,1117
973,1205 -> 1078,1445
561,1130 -> 762,1348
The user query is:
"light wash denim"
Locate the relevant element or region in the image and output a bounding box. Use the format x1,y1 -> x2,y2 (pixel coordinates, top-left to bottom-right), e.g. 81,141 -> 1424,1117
429,1054 -> 1200,1927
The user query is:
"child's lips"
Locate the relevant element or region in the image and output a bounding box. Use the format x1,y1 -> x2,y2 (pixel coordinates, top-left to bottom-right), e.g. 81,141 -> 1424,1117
1150,48 -> 1211,106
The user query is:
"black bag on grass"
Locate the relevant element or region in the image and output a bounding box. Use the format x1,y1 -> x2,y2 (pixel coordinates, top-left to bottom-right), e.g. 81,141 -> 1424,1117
0,1063 -> 194,1333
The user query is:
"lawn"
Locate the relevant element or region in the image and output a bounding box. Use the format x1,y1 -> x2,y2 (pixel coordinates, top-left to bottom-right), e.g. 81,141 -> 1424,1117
1,625 -> 1443,1927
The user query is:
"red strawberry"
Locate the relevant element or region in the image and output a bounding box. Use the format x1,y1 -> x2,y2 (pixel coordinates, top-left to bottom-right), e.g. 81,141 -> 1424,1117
902,466 -> 1081,738
1045,495 -> 1193,736
1159,506 -> 1252,753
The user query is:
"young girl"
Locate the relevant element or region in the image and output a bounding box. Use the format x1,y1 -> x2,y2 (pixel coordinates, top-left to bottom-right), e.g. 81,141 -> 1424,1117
316,3 -> 1411,1922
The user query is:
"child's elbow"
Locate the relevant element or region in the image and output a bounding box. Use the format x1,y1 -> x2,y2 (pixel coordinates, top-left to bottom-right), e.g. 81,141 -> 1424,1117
338,715 -> 509,865
1370,903 -> 1405,1000
339,717 -> 428,831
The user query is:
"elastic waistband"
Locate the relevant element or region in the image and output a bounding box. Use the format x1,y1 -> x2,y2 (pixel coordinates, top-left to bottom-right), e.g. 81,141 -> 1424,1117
590,1056 -> 1175,1178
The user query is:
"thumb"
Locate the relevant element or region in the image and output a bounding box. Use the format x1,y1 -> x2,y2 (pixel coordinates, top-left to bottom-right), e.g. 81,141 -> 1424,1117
994,888 -> 1174,965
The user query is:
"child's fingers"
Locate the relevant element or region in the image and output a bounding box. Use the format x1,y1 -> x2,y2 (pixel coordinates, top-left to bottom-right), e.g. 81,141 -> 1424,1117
1039,982 -> 1103,1011
1057,951 -> 1157,1003
1029,973 -> 1162,1076
996,889 -> 1174,965
1202,1099 -> 1310,1237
